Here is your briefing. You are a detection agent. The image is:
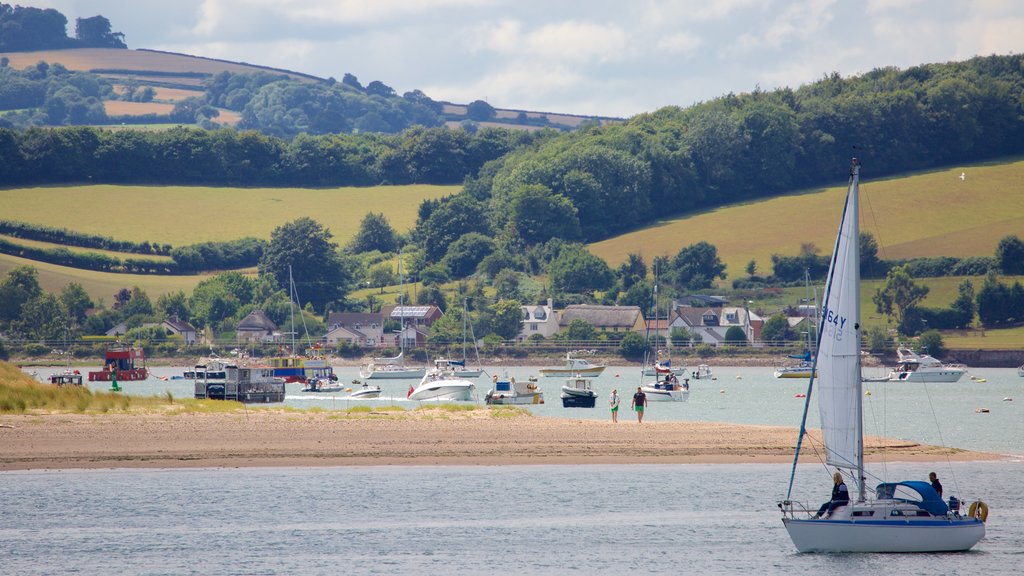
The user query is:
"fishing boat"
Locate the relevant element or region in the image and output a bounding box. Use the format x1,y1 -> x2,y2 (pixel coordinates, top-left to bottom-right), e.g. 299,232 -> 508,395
88,344 -> 148,381
560,375 -> 597,407
779,158 -> 987,553
538,352 -> 606,377
887,348 -> 966,382
485,375 -> 544,405
408,358 -> 476,401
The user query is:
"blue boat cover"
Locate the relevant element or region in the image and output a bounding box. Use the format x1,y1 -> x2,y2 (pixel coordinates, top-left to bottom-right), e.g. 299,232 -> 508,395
787,350 -> 813,361
450,359 -> 465,366
874,481 -> 949,515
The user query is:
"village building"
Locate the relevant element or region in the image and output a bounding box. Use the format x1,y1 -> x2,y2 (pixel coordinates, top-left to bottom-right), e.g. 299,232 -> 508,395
162,316 -> 197,345
518,298 -> 559,341
559,304 -> 646,334
235,309 -> 278,343
324,312 -> 385,347
669,299 -> 763,346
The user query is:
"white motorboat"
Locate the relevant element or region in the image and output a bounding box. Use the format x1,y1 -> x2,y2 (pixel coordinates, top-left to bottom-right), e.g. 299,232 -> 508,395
779,158 -> 986,553
485,375 -> 544,405
641,373 -> 689,402
539,352 -> 606,377
349,382 -> 382,398
887,348 -> 966,382
690,364 -> 713,380
301,376 -> 343,393
408,359 -> 476,401
560,376 -> 597,407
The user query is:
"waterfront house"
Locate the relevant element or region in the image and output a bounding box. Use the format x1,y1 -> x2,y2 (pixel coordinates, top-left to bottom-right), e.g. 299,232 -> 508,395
236,309 -> 278,343
324,312 -> 385,347
559,304 -> 646,335
518,298 -> 559,341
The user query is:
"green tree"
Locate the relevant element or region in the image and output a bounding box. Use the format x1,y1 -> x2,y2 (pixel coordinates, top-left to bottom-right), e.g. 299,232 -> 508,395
873,265 -> 929,330
949,279 -> 976,328
120,286 -> 154,319
442,232 -> 495,277
0,265 -> 42,325
59,282 -> 93,326
976,270 -> 1014,326
418,195 -> 491,262
367,263 -> 397,293
74,15 -> 126,48
156,290 -> 190,322
865,326 -> 891,354
548,245 -> 614,294
466,99 -> 496,121
258,217 -> 352,312
493,269 -> 521,301
616,253 -> 648,290
724,325 -> 747,345
860,231 -> 882,277
350,212 -> 398,254
670,241 -> 726,290
995,235 -> 1024,275
917,330 -> 946,358
745,259 -> 757,276
760,314 -> 794,346
12,293 -> 65,340
563,318 -> 597,342
490,299 -> 523,340
507,184 -> 582,245
619,331 -> 646,358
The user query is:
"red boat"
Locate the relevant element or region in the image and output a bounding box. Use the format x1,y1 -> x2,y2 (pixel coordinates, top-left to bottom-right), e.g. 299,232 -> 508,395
88,345 -> 148,381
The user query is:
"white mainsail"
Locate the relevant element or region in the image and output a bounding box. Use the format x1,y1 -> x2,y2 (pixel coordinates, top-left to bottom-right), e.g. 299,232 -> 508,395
815,160 -> 864,493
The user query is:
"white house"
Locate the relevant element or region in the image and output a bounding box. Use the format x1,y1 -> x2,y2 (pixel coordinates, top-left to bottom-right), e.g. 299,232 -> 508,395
518,298 -> 559,341
670,302 -> 763,346
324,312 -> 385,347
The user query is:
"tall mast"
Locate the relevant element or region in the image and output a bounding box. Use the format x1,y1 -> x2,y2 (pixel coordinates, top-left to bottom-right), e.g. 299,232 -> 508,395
851,159 -> 865,502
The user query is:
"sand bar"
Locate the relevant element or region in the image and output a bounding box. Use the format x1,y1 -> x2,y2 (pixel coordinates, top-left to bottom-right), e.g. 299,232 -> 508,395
0,410 -> 1002,471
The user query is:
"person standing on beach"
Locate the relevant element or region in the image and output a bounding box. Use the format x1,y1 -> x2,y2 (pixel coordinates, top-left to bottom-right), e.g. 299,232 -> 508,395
609,388 -> 620,422
631,386 -> 647,423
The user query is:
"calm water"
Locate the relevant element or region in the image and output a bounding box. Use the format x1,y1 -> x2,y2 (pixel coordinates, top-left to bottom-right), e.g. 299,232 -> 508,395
28,364 -> 1024,455
1,462 -> 1021,575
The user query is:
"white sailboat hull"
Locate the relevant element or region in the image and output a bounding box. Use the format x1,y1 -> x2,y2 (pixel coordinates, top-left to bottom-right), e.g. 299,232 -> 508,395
783,517 -> 985,553
360,366 -> 426,379
408,379 -> 475,401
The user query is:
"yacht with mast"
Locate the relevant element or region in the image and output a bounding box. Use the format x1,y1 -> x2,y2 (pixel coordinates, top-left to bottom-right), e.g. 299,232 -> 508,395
779,158 -> 987,553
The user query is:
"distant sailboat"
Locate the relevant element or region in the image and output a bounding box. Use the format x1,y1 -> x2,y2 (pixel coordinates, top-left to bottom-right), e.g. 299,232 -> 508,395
779,158 -> 987,553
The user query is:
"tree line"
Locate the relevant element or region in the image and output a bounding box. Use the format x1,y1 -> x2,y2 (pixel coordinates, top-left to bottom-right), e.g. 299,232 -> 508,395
0,4 -> 126,51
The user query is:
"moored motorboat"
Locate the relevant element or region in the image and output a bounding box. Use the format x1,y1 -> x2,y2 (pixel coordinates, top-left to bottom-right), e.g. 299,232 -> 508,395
195,362 -> 285,403
560,376 -> 597,407
887,348 -> 966,382
690,364 -> 713,380
539,352 -> 606,377
485,375 -> 544,405
301,376 -> 343,393
88,344 -> 148,382
49,369 -> 83,386
408,359 -> 475,401
360,352 -> 427,379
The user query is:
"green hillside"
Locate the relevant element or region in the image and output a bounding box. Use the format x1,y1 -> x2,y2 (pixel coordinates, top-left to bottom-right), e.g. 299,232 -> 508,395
589,157 -> 1024,278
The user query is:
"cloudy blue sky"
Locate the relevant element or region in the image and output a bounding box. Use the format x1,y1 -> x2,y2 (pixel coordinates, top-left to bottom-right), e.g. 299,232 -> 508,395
35,0 -> 1024,118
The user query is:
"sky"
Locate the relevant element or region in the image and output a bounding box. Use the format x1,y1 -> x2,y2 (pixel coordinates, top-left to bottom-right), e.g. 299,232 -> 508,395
31,0 -> 1024,118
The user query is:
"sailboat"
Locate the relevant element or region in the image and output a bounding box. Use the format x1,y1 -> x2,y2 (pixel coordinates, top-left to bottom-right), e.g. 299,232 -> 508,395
779,158 -> 987,553
433,299 -> 484,378
640,275 -> 688,401
268,266 -> 336,384
360,251 -> 426,380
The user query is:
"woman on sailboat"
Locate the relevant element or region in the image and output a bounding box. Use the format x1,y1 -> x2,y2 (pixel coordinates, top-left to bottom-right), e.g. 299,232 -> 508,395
815,472 -> 849,519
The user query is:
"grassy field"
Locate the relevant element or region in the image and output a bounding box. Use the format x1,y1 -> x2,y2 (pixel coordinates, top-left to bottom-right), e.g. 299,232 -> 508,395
0,234 -> 174,261
0,184 -> 456,302
0,184 -> 459,246
589,157 -> 1024,277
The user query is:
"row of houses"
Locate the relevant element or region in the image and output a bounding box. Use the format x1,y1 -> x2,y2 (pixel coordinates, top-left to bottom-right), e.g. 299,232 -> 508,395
230,296 -> 769,348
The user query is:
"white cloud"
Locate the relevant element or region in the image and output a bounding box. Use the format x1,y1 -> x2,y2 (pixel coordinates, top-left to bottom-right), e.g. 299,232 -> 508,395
470,19 -> 629,64
657,32 -> 702,55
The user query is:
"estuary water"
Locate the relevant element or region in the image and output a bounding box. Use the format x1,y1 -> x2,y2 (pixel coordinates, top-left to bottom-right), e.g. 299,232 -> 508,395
1,462 -> 1021,575
10,364 -> 1021,574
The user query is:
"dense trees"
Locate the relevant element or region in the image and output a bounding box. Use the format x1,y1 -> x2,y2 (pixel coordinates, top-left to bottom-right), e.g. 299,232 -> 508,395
258,217 -> 355,313
0,5 -> 126,51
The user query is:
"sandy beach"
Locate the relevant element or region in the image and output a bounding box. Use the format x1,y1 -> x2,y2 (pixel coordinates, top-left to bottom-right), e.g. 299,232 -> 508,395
0,409 -> 999,471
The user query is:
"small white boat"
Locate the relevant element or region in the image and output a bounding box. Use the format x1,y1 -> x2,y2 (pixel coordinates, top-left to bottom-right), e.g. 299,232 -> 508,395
1016,364 -> 1023,377
485,376 -> 544,405
887,348 -> 966,382
408,359 -> 476,401
641,374 -> 689,402
539,352 -> 606,377
49,369 -> 83,386
560,376 -> 597,407
349,382 -> 382,399
690,364 -> 713,380
301,377 -> 343,393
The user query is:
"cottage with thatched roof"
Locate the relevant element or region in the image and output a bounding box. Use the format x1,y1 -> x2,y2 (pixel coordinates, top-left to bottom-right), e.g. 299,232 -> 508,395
236,309 -> 278,343
559,304 -> 645,333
